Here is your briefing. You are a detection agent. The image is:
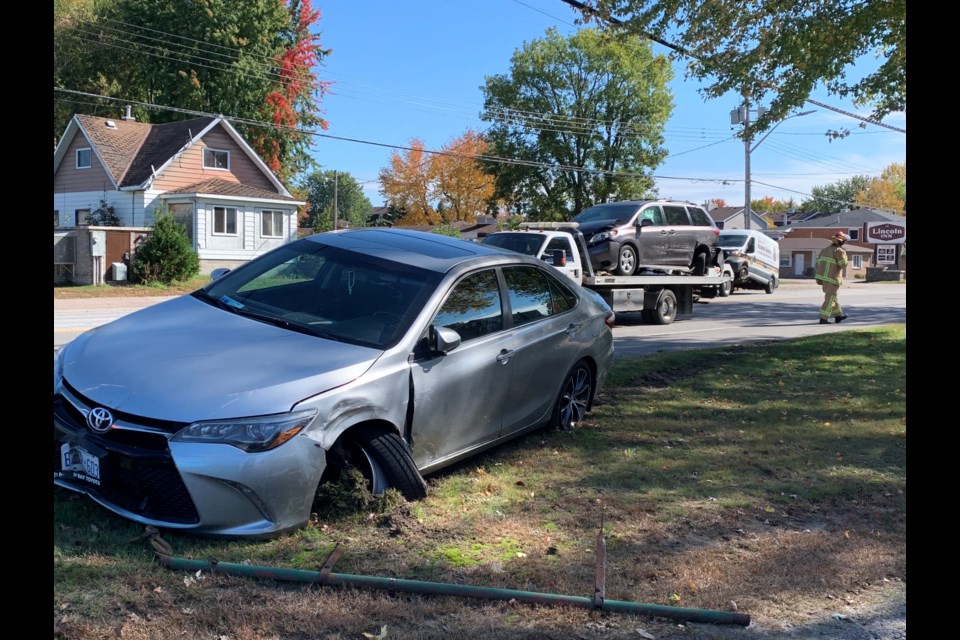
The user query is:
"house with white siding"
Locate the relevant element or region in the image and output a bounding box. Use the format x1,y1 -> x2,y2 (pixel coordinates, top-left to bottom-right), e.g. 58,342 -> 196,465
53,110 -> 305,274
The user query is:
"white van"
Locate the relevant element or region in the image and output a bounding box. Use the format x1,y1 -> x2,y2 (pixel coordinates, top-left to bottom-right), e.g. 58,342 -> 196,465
717,230 -> 780,293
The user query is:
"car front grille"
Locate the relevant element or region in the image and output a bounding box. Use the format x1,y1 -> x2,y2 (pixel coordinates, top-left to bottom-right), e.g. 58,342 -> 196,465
53,391 -> 200,525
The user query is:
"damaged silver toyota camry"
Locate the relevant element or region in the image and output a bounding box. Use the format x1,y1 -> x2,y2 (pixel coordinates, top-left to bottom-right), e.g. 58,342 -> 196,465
54,228 -> 614,537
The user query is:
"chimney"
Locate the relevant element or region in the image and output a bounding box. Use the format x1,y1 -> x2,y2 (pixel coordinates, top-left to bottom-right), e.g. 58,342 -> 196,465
121,105 -> 136,122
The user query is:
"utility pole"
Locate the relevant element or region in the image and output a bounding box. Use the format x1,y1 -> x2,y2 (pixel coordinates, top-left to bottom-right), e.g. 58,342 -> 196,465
333,170 -> 338,230
731,104 -> 814,231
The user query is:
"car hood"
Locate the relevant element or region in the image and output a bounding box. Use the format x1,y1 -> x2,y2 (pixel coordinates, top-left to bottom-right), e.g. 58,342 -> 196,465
60,295 -> 381,422
573,218 -> 620,238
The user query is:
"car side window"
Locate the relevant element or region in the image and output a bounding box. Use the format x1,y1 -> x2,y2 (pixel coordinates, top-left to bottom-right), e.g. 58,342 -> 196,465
687,206 -> 712,227
503,266 -> 562,327
639,206 -> 664,226
433,270 -> 503,342
543,238 -> 570,261
662,205 -> 690,226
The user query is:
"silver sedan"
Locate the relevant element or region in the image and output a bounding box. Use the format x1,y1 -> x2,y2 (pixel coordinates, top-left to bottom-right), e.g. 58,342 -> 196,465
54,228 -> 615,537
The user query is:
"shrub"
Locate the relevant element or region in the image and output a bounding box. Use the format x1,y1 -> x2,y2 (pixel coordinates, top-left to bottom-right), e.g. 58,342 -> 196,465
130,211 -> 200,285
87,199 -> 122,226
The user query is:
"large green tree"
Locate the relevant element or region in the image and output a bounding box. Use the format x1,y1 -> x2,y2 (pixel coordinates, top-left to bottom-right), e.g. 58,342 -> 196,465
299,170 -> 373,232
798,175 -> 872,214
53,0 -> 329,181
481,27 -> 672,220
563,0 -> 905,138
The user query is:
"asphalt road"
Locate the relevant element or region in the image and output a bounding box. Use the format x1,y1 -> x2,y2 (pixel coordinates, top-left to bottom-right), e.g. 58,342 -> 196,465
53,279 -> 906,354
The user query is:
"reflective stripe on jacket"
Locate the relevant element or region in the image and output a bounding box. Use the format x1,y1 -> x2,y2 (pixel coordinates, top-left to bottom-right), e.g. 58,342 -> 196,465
815,244 -> 849,285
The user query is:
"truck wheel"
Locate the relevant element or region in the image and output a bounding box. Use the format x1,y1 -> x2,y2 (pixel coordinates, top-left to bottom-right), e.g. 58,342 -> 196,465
719,278 -> 733,297
614,245 -> 637,276
649,289 -> 677,325
765,277 -> 776,294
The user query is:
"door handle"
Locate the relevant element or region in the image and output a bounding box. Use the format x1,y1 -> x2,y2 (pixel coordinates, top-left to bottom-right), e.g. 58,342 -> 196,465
565,323 -> 581,335
496,349 -> 515,364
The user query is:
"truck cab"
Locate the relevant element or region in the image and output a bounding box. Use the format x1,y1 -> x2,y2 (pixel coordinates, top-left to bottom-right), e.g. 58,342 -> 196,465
479,227 -> 584,284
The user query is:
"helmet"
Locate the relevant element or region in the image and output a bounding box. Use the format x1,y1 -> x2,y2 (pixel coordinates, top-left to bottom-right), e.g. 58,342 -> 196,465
831,231 -> 849,244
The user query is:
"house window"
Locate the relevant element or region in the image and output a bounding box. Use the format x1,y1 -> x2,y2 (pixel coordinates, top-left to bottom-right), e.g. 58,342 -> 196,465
75,209 -> 91,227
877,246 -> 896,265
203,148 -> 230,170
261,210 -> 285,238
780,254 -> 791,267
76,148 -> 92,169
213,206 -> 238,234
54,210 -> 60,228
851,255 -> 862,269
848,228 -> 859,240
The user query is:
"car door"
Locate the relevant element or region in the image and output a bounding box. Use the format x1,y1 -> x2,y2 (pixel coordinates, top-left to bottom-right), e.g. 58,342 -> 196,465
409,268 -> 514,469
634,205 -> 669,264
661,204 -> 693,265
499,266 -> 582,438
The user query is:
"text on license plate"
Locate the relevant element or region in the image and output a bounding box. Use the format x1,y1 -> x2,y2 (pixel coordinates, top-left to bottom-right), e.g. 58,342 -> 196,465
60,443 -> 101,483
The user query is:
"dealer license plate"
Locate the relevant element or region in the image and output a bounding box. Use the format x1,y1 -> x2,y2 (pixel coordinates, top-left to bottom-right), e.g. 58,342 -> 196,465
60,442 -> 101,483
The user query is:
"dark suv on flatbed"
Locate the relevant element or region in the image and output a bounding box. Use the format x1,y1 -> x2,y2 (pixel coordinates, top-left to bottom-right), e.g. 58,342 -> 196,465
572,200 -> 721,276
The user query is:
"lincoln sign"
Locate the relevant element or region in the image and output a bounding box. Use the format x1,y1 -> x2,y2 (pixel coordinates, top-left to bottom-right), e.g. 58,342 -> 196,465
865,222 -> 906,244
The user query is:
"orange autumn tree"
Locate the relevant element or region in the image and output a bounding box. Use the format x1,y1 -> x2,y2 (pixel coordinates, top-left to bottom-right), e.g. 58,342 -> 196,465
379,140 -> 439,225
431,130 -> 496,223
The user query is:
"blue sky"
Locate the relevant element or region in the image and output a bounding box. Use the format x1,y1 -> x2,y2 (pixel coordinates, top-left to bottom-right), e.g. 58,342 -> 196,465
308,0 -> 906,209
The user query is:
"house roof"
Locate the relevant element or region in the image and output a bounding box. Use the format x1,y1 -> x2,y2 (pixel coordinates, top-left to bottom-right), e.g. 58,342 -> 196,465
787,208 -> 904,229
707,206 -> 742,223
54,113 -> 294,197
162,178 -> 303,204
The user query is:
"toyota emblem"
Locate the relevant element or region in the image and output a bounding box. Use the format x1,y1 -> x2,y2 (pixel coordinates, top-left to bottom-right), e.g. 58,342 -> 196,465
87,407 -> 114,433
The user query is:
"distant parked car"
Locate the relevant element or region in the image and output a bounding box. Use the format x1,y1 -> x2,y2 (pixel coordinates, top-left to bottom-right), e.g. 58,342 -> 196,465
572,200 -> 720,276
54,228 -> 615,537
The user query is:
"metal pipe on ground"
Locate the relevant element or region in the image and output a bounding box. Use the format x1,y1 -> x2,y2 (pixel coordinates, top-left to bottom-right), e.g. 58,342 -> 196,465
157,555 -> 750,627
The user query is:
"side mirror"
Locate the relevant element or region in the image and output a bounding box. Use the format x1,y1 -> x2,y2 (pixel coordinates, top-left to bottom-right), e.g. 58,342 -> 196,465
210,268 -> 231,281
428,325 -> 461,354
551,249 -> 567,266
638,218 -> 654,228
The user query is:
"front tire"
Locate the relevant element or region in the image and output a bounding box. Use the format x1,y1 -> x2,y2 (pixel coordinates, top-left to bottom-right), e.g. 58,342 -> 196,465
325,426 -> 427,500
614,245 -> 637,276
692,251 -> 708,276
553,361 -> 594,430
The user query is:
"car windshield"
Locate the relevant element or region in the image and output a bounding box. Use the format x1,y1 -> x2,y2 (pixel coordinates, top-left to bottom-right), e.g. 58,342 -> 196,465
480,233 -> 546,257
718,234 -> 749,248
573,202 -> 641,224
195,239 -> 441,349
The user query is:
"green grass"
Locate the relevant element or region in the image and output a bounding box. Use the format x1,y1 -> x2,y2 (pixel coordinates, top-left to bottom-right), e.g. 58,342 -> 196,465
53,326 -> 906,639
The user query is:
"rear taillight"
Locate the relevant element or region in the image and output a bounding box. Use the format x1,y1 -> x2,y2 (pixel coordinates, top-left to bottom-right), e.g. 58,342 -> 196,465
714,229 -> 720,236
604,312 -> 616,329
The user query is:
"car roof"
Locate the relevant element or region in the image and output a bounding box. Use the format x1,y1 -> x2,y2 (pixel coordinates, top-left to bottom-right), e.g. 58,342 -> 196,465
303,227 -> 539,274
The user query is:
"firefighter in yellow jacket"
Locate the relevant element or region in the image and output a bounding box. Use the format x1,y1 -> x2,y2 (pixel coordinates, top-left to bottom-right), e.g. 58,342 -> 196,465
815,231 -> 850,324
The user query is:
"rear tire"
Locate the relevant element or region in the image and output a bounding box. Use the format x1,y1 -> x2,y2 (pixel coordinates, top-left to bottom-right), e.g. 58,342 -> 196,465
719,278 -> 733,297
326,426 -> 427,500
552,361 -> 594,430
649,289 -> 677,325
692,251 -> 708,276
765,277 -> 776,294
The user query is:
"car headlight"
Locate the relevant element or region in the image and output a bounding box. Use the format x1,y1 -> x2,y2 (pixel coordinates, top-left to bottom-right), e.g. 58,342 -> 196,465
589,230 -> 612,245
54,348 -> 65,396
171,409 -> 319,452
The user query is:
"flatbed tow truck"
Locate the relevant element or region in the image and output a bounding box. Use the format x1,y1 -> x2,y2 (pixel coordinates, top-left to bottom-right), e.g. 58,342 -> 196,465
482,222 -> 732,325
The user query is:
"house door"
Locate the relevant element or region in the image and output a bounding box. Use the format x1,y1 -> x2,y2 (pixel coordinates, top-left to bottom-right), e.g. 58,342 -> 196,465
794,254 -> 804,276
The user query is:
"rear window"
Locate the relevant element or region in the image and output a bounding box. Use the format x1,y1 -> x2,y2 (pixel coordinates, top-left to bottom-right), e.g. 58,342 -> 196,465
687,206 -> 714,227
481,233 -> 545,257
